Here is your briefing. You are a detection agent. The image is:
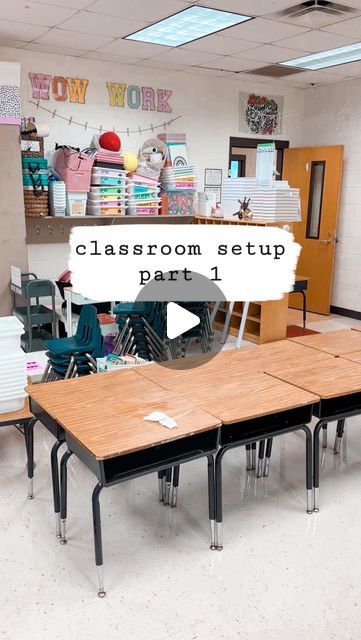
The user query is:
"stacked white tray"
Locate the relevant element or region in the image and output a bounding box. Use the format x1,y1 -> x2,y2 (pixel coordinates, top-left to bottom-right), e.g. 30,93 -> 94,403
252,188 -> 301,221
0,317 -> 27,414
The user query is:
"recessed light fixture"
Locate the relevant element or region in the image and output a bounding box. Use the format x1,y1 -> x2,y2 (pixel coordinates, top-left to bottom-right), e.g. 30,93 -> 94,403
124,6 -> 253,47
282,42 -> 361,70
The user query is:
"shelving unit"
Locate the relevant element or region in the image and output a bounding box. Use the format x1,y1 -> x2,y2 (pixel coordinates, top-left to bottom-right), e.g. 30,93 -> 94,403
26,214 -> 194,244
211,299 -> 289,345
195,216 -> 293,344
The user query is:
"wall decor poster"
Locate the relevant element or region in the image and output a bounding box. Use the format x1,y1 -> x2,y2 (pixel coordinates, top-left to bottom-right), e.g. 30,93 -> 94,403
0,62 -> 21,125
239,92 -> 283,135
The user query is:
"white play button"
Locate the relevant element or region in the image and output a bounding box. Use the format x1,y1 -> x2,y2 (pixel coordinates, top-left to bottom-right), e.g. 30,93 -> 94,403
166,302 -> 200,340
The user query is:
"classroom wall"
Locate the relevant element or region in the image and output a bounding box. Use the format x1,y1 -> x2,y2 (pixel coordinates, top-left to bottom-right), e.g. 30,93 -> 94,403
0,46 -> 306,304
302,79 -> 361,313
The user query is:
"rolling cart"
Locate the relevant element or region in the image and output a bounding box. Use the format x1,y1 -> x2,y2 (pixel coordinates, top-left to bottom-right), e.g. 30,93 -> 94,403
11,272 -> 57,352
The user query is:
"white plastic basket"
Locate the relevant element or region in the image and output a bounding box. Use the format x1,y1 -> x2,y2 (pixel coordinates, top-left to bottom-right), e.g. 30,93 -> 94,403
0,393 -> 27,414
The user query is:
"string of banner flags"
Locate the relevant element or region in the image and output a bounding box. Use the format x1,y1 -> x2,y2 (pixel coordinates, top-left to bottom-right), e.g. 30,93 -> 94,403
29,99 -> 182,136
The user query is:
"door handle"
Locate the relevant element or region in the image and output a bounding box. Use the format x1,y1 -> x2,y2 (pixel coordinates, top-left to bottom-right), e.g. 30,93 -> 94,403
319,232 -> 332,246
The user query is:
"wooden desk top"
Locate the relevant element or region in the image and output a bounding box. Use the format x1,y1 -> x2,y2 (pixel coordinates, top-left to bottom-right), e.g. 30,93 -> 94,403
265,358 -> 361,399
137,340 -> 332,389
288,329 -> 361,356
0,397 -> 33,425
135,367 -> 318,426
28,370 -> 221,460
340,350 -> 361,364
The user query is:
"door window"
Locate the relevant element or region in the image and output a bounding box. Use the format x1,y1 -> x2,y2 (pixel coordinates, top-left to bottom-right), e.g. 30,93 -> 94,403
306,161 -> 326,239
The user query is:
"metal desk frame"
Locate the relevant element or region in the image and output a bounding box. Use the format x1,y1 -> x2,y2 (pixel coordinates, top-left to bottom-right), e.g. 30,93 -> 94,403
214,404 -> 315,550
0,413 -> 36,499
312,391 -> 361,512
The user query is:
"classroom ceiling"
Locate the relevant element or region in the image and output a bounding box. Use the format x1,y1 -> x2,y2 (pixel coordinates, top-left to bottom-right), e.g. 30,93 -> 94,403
2,0 -> 361,86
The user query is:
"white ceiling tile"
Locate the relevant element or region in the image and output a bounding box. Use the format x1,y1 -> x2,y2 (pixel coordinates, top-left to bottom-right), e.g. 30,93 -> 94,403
0,20 -> 50,41
322,60 -> 361,77
285,69 -> 350,84
34,28 -> 113,50
83,52 -> 139,64
190,1 -> 297,17
23,42 -> 86,56
277,30 -> 360,53
235,44 -> 309,63
182,35 -> 260,56
187,66 -> 233,77
0,40 -> 27,48
322,15 -> 361,37
134,59 -> 186,71
196,56 -> 263,72
96,39 -> 170,58
33,0 -> 93,7
87,0 -> 188,22
221,18 -> 310,43
59,11 -> 149,38
237,71 -> 289,86
0,0 -> 77,26
147,48 -> 220,65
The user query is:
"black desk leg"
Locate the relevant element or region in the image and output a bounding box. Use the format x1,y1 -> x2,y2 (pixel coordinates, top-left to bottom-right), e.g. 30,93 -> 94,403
60,450 -> 73,545
207,455 -> 216,550
24,418 -> 36,500
171,465 -> 180,508
245,444 -> 251,471
158,470 -> 165,502
313,419 -> 328,513
51,440 -> 65,538
322,424 -> 328,449
256,440 -> 265,478
164,468 -> 172,505
92,482 -> 106,598
215,448 -> 226,551
251,442 -> 256,471
264,438 -> 273,477
302,425 -> 313,514
334,419 -> 346,454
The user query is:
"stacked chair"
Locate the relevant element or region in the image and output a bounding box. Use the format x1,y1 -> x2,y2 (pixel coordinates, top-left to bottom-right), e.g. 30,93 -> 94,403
168,302 -> 214,358
113,302 -> 168,362
42,305 -> 103,382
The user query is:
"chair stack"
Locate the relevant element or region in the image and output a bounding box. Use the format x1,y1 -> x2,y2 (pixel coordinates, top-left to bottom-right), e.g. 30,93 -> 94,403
0,317 -> 27,414
42,305 -> 103,382
113,302 -> 168,362
168,302 -> 213,358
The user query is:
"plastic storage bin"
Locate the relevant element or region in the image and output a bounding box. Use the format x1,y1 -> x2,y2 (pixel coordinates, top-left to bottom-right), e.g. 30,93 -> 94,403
66,192 -> 88,216
0,316 -> 24,351
0,316 -> 27,413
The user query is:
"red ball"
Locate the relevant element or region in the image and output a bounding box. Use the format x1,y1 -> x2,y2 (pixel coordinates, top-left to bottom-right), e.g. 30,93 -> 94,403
98,131 -> 121,152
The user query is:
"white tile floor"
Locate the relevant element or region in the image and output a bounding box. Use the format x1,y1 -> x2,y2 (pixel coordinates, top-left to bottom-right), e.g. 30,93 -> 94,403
1,313 -> 361,639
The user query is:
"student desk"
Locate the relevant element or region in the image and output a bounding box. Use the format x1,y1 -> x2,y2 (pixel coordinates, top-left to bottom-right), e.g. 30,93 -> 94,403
137,362 -> 318,549
289,328 -> 361,356
28,370 -> 221,597
0,399 -> 36,499
264,357 -> 361,512
341,350 -> 361,364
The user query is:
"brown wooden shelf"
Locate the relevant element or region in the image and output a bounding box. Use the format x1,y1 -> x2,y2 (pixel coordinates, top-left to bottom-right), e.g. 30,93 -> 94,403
26,214 -> 194,243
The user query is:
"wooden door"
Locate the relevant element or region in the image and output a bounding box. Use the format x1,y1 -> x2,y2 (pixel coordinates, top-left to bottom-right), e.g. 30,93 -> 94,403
283,145 -> 344,315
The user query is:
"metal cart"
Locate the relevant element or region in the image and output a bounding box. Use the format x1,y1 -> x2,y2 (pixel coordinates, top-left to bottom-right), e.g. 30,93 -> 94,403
11,272 -> 57,352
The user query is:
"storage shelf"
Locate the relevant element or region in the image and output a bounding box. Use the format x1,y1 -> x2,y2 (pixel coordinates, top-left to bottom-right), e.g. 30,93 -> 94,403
26,214 -> 194,243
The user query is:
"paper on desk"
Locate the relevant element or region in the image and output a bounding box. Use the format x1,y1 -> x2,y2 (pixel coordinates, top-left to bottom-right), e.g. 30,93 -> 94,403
144,412 -> 177,429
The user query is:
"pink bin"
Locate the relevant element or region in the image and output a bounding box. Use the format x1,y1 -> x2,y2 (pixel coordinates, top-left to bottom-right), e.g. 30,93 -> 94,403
54,148 -> 94,192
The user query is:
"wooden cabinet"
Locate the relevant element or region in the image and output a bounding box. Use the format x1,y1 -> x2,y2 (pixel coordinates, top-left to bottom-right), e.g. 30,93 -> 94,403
194,216 -> 292,344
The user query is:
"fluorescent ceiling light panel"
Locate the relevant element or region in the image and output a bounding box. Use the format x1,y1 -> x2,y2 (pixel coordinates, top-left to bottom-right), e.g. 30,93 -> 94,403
124,6 -> 252,47
282,42 -> 361,70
